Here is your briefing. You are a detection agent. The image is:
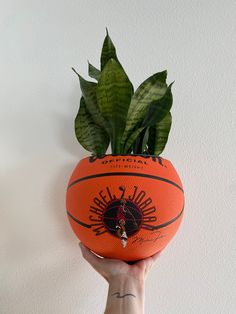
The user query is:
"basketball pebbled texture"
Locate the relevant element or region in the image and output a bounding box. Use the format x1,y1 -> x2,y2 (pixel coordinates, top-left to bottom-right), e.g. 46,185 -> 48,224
66,154 -> 185,261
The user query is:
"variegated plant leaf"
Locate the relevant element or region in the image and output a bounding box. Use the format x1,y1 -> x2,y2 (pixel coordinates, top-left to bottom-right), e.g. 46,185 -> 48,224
100,28 -> 121,71
141,126 -> 150,153
120,70 -> 168,152
88,61 -> 101,81
72,67 -> 112,138
141,81 -> 174,127
123,82 -> 173,153
147,111 -> 172,155
75,96 -> 109,156
132,126 -> 149,154
96,58 -> 133,153
123,126 -> 146,154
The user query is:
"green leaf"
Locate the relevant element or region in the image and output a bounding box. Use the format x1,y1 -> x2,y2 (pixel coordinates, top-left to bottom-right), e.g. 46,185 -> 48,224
100,28 -> 121,71
88,61 -> 101,81
100,28 -> 134,94
141,127 -> 150,153
120,70 -> 168,151
141,81 -> 174,127
75,96 -> 110,156
133,127 -> 149,154
147,111 -> 172,155
123,126 -> 146,153
123,81 -> 174,153
72,67 -> 112,137
96,58 -> 133,153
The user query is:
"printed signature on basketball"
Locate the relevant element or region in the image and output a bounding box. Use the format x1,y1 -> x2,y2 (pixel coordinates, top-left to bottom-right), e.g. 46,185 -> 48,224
131,231 -> 165,245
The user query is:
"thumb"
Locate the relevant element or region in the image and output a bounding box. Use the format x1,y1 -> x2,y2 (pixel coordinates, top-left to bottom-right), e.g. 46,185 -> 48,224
79,242 -> 101,267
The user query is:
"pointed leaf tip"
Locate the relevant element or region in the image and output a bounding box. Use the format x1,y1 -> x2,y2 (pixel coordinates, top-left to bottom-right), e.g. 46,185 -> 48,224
71,68 -> 87,84
169,80 -> 175,88
72,67 -> 79,76
100,29 -> 119,71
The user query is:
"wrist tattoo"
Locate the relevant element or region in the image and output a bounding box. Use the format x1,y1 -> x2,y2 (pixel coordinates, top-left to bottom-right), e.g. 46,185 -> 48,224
112,292 -> 136,298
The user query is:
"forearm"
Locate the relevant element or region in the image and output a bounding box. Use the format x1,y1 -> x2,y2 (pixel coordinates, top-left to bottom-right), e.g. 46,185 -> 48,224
104,275 -> 145,314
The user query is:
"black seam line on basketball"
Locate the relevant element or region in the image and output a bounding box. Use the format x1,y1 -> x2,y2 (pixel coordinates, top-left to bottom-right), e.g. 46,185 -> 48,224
66,207 -> 184,231
67,172 -> 184,192
147,206 -> 184,230
67,210 -> 91,228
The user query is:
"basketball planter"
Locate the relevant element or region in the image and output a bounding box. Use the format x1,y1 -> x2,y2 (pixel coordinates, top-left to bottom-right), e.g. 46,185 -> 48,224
66,29 -> 185,262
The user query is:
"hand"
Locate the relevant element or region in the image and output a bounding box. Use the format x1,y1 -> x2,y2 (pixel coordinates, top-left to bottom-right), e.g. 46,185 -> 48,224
79,242 -> 162,284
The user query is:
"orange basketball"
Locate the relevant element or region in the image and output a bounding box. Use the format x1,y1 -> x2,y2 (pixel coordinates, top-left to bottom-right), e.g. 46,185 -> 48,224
66,154 -> 184,262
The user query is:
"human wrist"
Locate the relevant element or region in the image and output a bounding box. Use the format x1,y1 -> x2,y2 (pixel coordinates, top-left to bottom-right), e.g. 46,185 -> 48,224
104,275 -> 145,314
108,274 -> 145,289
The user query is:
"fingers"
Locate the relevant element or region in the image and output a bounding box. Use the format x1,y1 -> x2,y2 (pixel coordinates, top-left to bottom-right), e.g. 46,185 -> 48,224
78,243 -> 122,283
136,250 -> 162,266
79,242 -> 101,268
134,250 -> 162,277
145,251 -> 162,269
142,251 -> 162,278
151,250 -> 162,263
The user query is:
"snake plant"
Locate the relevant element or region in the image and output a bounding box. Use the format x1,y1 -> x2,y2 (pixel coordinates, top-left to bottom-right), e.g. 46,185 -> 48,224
72,28 -> 174,157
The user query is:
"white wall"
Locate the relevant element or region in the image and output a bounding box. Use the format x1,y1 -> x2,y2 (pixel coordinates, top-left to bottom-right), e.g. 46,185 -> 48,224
1,1 -> 235,313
